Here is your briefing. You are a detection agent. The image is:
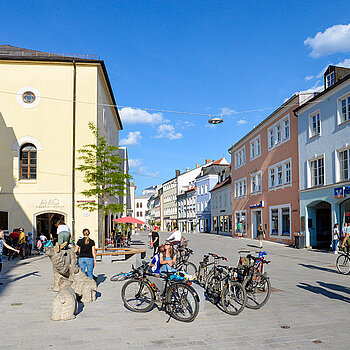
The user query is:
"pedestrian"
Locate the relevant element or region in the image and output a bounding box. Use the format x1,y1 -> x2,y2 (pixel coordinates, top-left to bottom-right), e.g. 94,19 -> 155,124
27,232 -> 33,257
36,238 -> 43,254
74,228 -> 96,280
332,223 -> 339,254
8,229 -> 20,260
341,222 -> 348,241
39,233 -> 47,243
17,228 -> 26,259
166,226 -> 182,245
55,220 -> 71,251
0,229 -> 20,285
257,224 -> 265,249
237,222 -> 243,237
150,226 -> 160,256
160,242 -> 177,274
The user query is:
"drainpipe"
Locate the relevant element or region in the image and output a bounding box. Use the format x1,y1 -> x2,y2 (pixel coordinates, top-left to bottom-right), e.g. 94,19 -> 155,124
72,60 -> 77,240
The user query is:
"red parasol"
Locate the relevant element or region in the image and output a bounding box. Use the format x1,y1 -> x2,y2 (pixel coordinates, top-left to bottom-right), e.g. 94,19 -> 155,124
112,216 -> 145,225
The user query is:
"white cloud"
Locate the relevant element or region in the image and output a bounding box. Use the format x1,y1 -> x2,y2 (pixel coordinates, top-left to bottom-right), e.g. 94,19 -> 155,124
155,124 -> 182,140
128,159 -> 142,168
137,167 -> 160,178
305,75 -> 314,81
119,107 -> 163,124
336,58 -> 350,68
120,131 -> 142,146
237,119 -> 248,125
221,107 -> 237,116
304,24 -> 350,58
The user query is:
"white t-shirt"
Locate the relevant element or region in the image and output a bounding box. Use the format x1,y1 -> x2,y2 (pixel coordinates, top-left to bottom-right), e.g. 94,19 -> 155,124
40,235 -> 47,242
57,225 -> 71,235
167,230 -> 182,242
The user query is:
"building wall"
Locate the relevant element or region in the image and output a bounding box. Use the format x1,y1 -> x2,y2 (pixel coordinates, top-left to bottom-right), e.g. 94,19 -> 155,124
0,59 -> 121,246
231,96 -> 300,244
162,178 -> 177,230
211,182 -> 232,234
298,80 -> 350,247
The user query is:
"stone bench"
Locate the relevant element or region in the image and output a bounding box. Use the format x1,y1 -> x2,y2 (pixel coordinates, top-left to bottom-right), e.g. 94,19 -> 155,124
96,247 -> 146,263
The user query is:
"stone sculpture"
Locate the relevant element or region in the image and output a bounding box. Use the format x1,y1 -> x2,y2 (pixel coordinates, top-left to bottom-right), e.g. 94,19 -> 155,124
46,247 -> 97,320
51,278 -> 77,321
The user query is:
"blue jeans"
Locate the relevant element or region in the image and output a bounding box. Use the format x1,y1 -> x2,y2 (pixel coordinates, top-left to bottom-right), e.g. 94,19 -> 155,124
79,257 -> 94,279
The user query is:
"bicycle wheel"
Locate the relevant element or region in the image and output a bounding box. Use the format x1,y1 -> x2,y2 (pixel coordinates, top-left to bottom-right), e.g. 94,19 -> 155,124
110,272 -> 131,282
182,262 -> 197,276
166,283 -> 199,322
336,254 -> 350,274
121,279 -> 155,312
243,273 -> 271,309
221,281 -> 246,315
205,270 -> 225,304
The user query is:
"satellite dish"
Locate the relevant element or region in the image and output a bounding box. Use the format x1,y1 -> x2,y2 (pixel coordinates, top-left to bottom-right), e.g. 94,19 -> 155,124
208,115 -> 223,124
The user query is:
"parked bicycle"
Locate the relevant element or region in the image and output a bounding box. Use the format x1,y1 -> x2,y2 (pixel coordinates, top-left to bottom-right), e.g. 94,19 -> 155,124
110,271 -> 133,281
196,253 -> 227,287
121,261 -> 200,322
175,246 -> 197,275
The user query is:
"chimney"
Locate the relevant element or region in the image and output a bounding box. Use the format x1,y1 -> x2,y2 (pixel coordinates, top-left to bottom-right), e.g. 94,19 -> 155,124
186,167 -> 190,172
175,170 -> 180,177
205,159 -> 211,164
196,164 -> 200,168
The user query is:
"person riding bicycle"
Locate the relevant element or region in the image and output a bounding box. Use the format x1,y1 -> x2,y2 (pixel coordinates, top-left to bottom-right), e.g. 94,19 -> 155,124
166,226 -> 182,246
341,224 -> 350,253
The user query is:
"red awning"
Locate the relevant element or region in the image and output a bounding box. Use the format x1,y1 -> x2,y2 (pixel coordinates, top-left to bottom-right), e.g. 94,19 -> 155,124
112,217 -> 145,225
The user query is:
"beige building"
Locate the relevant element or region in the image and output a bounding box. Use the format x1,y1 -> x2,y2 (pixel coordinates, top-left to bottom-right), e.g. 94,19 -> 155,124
0,46 -> 123,246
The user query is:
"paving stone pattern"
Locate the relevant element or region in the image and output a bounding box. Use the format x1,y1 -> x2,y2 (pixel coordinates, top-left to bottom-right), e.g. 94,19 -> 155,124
1,232 -> 350,349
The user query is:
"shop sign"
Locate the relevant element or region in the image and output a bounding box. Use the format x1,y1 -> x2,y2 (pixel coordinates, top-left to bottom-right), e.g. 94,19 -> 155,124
36,199 -> 64,209
334,186 -> 350,199
249,201 -> 264,209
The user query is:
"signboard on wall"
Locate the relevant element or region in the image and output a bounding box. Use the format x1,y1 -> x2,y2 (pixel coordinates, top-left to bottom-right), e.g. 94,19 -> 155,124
334,186 -> 350,198
249,201 -> 264,209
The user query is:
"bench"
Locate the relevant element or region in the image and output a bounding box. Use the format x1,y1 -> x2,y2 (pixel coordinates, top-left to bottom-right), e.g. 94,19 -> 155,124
96,247 -> 147,263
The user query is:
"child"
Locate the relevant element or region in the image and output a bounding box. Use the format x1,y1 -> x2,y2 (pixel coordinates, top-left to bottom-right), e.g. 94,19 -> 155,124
150,245 -> 165,274
333,223 -> 339,254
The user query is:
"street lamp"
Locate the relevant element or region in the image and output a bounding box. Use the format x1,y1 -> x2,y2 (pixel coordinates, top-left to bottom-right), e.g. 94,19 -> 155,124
208,115 -> 223,124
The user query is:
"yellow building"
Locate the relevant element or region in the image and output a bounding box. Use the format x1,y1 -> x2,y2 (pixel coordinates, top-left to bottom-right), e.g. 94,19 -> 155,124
0,45 -> 123,246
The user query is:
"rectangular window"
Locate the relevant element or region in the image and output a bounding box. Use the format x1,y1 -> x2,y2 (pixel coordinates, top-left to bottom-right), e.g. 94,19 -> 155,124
251,172 -> 262,194
310,112 -> 321,137
277,165 -> 283,186
234,146 -> 246,168
283,119 -> 289,140
276,124 -> 281,143
282,208 -> 290,235
234,178 -> 246,198
339,149 -> 350,181
250,136 -> 261,160
269,129 -> 274,148
310,157 -> 324,187
205,184 -> 208,194
271,209 -> 279,235
269,168 -> 275,188
340,96 -> 350,123
235,211 -> 247,234
285,162 -> 291,183
326,72 -> 335,88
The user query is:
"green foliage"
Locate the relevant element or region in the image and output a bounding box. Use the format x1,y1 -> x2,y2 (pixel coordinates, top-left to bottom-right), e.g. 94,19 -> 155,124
76,121 -> 132,215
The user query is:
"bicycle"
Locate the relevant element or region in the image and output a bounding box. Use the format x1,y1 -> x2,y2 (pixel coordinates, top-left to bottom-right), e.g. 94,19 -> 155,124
175,247 -> 197,276
336,248 -> 350,274
236,251 -> 271,309
110,271 -> 133,281
121,261 -> 200,322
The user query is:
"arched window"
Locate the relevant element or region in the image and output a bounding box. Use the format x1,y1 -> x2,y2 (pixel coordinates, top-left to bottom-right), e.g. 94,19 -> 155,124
20,143 -> 37,180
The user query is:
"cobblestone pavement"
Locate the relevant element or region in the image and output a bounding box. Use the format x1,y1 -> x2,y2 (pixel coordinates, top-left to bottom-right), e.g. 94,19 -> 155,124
1,231 -> 350,350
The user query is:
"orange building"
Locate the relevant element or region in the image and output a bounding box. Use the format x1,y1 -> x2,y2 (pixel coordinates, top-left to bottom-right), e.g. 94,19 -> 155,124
229,94 -> 307,245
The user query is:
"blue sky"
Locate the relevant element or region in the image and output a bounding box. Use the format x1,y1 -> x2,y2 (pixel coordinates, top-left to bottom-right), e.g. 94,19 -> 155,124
2,1 -> 350,194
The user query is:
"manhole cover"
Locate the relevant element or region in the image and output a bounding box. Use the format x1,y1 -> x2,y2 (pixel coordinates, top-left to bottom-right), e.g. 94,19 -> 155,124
312,340 -> 322,344
281,325 -> 290,329
11,303 -> 22,306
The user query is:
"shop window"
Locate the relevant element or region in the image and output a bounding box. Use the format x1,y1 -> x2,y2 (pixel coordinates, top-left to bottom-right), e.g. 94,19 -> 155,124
235,211 -> 247,234
270,205 -> 291,237
0,211 -> 8,231
271,209 -> 279,235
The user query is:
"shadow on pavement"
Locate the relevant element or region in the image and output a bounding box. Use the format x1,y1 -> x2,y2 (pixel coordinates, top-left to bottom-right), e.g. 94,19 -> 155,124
96,273 -> 107,286
298,263 -> 338,274
317,281 -> 350,295
297,282 -> 350,303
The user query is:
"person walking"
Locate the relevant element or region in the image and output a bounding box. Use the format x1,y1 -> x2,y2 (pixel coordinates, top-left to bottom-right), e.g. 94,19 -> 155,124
27,232 -> 33,257
333,224 -> 339,254
257,224 -> 265,249
150,226 -> 160,256
74,229 -> 96,280
0,229 -> 20,285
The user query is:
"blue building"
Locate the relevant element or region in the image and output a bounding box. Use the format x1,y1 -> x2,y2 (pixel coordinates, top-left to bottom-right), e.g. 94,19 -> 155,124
195,158 -> 229,232
295,65 -> 350,248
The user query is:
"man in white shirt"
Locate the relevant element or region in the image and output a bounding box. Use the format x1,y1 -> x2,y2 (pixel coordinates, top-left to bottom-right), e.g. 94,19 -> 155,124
167,226 -> 182,245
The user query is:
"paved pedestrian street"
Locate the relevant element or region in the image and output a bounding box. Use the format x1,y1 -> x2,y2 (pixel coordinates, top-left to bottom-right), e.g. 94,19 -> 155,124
1,232 -> 350,350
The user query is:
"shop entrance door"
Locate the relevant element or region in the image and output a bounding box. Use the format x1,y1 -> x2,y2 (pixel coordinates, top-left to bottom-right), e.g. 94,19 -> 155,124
36,213 -> 65,241
314,201 -> 331,248
251,210 -> 262,239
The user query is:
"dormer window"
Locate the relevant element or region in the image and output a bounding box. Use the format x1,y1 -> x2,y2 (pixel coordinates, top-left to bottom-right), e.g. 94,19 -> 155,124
326,72 -> 335,88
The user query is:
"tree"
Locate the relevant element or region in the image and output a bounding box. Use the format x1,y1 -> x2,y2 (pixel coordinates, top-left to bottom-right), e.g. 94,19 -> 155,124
76,122 -> 131,251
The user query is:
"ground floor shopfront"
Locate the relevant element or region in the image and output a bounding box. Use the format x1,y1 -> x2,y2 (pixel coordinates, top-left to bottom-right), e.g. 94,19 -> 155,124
178,218 -> 196,233
232,194 -> 299,245
300,183 -> 350,248
196,213 -> 210,233
0,193 -> 118,247
211,215 -> 232,235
